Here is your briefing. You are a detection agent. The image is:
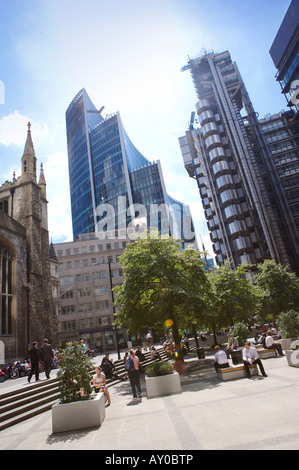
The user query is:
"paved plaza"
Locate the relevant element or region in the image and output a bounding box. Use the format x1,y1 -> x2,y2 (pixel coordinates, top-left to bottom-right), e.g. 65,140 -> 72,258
1,351 -> 299,451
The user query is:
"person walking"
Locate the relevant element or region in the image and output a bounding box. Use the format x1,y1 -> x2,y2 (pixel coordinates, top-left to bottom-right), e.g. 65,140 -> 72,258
28,342 -> 40,383
242,341 -> 268,379
40,338 -> 54,379
126,349 -> 141,399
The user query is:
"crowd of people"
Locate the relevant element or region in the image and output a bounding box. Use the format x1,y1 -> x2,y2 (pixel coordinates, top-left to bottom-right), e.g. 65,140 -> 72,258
214,322 -> 285,379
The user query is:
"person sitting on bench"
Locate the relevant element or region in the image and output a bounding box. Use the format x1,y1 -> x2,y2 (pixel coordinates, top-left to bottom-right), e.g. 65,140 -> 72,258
265,331 -> 284,357
243,342 -> 268,379
214,346 -> 229,372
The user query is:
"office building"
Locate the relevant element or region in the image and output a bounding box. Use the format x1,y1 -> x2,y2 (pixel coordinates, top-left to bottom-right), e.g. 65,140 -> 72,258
179,50 -> 299,272
270,0 -> 299,111
54,233 -> 130,351
66,89 -> 195,245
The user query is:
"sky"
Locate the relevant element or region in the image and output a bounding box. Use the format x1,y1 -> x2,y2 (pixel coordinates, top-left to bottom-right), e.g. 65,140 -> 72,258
0,0 -> 292,257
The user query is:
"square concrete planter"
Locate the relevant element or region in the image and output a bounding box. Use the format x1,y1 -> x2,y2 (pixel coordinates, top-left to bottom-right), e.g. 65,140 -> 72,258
145,371 -> 181,398
285,349 -> 299,368
52,392 -> 106,433
280,339 -> 292,351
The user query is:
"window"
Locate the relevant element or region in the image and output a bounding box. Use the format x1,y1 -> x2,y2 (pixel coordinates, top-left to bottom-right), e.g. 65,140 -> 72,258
78,288 -> 91,297
61,290 -> 73,300
78,303 -> 93,312
0,200 -> 8,214
61,305 -> 75,315
95,286 -> 109,295
60,276 -> 73,286
61,321 -> 77,332
0,241 -> 13,335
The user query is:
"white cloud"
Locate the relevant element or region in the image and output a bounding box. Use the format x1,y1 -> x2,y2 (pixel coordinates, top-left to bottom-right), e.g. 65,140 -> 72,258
0,111 -> 48,146
43,151 -> 73,243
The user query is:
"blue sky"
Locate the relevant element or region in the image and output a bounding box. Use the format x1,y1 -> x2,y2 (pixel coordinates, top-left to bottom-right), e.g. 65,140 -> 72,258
0,0 -> 292,255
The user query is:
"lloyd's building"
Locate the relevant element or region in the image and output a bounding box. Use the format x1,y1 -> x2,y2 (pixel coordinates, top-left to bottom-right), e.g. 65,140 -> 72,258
66,88 -> 195,246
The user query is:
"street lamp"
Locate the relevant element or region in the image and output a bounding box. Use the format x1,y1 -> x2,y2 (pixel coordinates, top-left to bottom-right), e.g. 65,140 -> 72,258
107,260 -> 121,360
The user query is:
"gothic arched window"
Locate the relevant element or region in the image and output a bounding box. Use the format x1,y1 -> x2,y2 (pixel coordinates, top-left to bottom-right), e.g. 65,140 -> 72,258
0,241 -> 13,335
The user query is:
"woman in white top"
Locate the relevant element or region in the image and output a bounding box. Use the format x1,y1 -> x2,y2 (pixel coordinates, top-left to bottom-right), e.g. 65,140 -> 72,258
93,366 -> 111,406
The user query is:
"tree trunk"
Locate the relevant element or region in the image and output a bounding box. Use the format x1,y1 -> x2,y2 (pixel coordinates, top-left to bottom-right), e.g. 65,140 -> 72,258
169,309 -> 184,362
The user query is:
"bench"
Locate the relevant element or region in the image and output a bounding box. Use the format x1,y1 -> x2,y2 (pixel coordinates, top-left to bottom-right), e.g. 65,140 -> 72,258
217,364 -> 258,381
256,348 -> 276,359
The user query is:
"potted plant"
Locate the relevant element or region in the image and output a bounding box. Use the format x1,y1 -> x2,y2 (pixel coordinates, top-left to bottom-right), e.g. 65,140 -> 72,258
144,361 -> 181,398
277,310 -> 299,351
52,342 -> 106,433
285,340 -> 299,368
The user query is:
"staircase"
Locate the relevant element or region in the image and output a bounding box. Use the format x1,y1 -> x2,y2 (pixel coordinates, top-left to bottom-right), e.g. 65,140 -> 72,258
0,346 -> 172,431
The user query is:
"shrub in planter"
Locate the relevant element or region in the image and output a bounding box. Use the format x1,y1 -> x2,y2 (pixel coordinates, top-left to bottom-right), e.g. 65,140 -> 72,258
57,342 -> 94,404
145,361 -> 174,377
277,310 -> 299,340
229,322 -> 248,347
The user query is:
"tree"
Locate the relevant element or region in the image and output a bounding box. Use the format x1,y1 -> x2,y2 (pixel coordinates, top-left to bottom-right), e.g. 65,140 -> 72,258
254,260 -> 299,320
207,261 -> 258,332
113,234 -> 209,360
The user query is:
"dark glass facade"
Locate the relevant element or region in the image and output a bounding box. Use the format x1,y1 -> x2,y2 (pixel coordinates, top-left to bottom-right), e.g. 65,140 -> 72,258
270,0 -> 299,110
66,89 -> 194,244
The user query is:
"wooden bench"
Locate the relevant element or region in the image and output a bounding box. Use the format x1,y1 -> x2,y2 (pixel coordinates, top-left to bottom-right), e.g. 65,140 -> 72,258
217,363 -> 258,381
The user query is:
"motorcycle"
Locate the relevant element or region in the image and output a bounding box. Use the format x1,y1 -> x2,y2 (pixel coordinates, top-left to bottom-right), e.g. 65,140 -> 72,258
0,368 -> 6,383
2,364 -> 18,379
14,360 -> 30,377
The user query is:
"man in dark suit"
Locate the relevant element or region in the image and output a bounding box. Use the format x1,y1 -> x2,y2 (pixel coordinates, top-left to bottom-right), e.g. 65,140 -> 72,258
40,339 -> 54,379
28,342 -> 40,382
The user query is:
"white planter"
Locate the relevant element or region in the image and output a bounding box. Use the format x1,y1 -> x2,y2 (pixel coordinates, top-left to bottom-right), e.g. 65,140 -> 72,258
285,349 -> 299,368
145,371 -> 181,398
52,392 -> 106,433
280,338 -> 292,351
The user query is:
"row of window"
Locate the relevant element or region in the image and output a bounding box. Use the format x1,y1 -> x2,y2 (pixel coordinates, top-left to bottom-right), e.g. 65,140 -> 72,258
61,315 -> 112,332
60,268 -> 123,286
56,241 -> 126,257
59,256 -> 122,270
61,300 -> 110,315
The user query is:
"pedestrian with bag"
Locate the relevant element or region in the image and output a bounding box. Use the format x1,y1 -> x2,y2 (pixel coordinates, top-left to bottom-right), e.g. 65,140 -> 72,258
126,349 -> 142,399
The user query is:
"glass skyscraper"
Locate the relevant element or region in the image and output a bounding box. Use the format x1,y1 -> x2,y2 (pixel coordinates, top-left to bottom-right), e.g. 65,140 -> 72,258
66,88 -> 195,244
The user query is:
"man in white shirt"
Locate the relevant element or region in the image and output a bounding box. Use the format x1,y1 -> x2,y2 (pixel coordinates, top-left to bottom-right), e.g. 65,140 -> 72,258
265,331 -> 284,357
243,342 -> 268,379
214,346 -> 229,372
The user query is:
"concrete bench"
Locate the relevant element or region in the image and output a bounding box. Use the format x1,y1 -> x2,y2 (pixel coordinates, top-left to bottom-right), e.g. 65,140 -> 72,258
217,364 -> 258,381
257,348 -> 276,359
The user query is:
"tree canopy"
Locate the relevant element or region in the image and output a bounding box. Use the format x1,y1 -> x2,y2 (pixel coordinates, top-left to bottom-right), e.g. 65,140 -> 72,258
254,259 -> 299,320
113,234 -> 209,353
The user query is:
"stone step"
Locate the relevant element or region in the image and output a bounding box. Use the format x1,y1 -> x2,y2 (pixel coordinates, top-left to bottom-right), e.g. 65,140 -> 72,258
0,347 -> 171,430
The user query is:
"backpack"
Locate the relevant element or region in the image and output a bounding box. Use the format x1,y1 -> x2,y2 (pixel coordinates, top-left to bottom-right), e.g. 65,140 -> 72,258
125,357 -> 134,371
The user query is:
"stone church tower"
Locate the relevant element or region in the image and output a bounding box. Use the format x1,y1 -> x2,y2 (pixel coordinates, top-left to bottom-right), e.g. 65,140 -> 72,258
0,124 -> 58,362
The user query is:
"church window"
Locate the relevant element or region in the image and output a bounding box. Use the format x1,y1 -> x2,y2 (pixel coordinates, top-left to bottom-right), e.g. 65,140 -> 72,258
0,241 -> 13,335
